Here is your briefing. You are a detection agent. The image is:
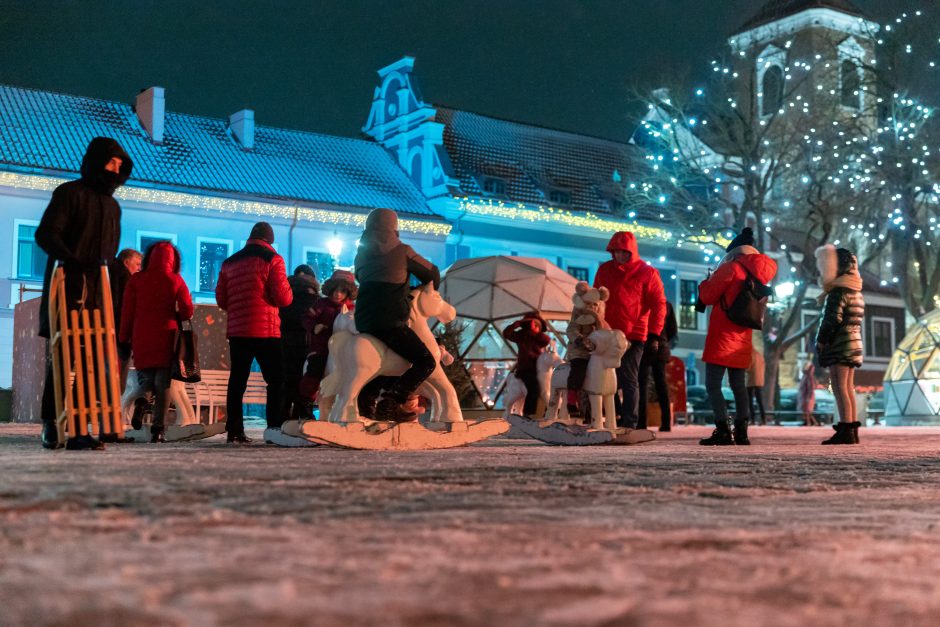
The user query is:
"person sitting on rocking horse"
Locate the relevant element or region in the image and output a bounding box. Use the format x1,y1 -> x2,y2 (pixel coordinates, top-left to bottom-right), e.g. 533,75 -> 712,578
354,208 -> 441,423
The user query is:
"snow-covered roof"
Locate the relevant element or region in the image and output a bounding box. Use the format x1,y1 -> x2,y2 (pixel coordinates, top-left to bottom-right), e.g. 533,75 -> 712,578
736,0 -> 864,33
433,106 -> 646,215
0,84 -> 437,217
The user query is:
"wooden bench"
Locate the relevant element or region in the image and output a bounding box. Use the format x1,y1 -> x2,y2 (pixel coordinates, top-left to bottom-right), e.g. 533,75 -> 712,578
189,370 -> 267,423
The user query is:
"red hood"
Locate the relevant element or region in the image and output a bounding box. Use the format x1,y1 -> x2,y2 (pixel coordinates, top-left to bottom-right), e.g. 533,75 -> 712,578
606,231 -> 641,263
145,241 -> 179,275
734,251 -> 778,284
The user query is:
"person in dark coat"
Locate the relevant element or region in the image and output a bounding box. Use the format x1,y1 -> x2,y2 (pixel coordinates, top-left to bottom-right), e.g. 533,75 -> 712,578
119,242 -> 194,442
35,136 -> 133,450
111,248 -> 142,393
503,311 -> 552,418
638,301 -> 678,431
354,208 -> 440,423
280,265 -> 320,421
814,245 -> 865,445
216,222 -> 293,443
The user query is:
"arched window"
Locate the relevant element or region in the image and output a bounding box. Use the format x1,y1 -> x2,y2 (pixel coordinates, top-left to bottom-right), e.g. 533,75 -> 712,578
841,59 -> 861,109
761,65 -> 784,116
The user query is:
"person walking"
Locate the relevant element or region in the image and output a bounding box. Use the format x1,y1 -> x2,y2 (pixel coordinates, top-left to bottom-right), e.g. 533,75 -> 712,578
112,248 -> 142,394
35,137 -> 133,450
814,245 -> 865,445
280,264 -> 319,421
746,347 -> 767,425
798,361 -> 819,426
697,228 -> 777,445
594,231 -> 667,430
638,301 -> 678,431
119,242 -> 194,442
216,222 -> 292,444
354,209 -> 440,423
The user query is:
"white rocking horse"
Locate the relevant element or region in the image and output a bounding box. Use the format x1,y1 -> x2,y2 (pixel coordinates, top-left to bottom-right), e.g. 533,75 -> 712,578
275,284 -> 509,449
502,342 -> 564,418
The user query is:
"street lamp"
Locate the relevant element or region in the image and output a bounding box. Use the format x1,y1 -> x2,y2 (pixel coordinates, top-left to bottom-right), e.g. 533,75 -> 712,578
326,237 -> 343,259
774,281 -> 795,300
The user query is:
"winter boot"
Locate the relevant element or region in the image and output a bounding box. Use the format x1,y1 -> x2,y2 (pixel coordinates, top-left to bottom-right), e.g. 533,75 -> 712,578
849,421 -> 860,444
150,428 -> 166,444
733,419 -> 750,445
65,434 -> 105,451
131,397 -> 148,431
699,422 -> 734,446
822,422 -> 855,445
226,432 -> 253,444
41,421 -> 62,450
375,397 -> 418,423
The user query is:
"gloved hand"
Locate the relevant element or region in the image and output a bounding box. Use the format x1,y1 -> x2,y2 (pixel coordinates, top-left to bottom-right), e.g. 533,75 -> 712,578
646,334 -> 660,354
117,342 -> 132,361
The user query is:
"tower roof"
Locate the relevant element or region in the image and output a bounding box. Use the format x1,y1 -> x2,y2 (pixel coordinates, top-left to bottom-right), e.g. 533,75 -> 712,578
736,0 -> 865,33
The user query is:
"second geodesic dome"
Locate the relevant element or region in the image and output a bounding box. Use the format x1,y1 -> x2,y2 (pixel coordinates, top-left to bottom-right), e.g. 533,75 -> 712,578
883,309 -> 940,425
439,256 -> 580,409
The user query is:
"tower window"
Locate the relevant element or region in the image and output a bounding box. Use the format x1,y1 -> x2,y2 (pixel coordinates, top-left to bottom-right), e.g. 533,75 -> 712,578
761,65 -> 784,116
840,59 -> 861,110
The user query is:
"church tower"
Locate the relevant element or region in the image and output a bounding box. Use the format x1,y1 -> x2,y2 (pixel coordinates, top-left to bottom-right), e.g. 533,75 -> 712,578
728,0 -> 879,120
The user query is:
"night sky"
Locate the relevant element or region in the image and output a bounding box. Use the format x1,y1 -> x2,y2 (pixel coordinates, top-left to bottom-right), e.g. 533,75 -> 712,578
0,0 -> 920,142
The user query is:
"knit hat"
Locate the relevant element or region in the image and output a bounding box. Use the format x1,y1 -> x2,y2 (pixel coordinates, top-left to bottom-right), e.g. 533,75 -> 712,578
249,221 -> 275,244
322,268 -> 358,300
294,264 -> 316,278
725,227 -> 755,252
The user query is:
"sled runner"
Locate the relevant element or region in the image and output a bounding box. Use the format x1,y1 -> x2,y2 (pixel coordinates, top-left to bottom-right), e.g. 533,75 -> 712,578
276,417 -> 509,450
506,414 -> 655,446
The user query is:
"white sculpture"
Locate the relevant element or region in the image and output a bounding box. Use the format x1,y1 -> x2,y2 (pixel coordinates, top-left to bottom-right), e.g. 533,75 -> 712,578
503,342 -> 564,418
121,376 -> 198,427
319,283 -> 462,423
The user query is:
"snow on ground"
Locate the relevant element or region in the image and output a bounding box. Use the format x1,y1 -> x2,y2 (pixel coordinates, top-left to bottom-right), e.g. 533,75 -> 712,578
1,423 -> 939,626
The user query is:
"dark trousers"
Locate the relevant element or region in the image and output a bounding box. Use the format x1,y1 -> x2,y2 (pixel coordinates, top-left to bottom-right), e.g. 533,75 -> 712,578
614,341 -> 645,428
137,368 -> 171,432
748,386 -> 766,424
282,340 -> 308,421
360,327 -> 437,404
226,337 -> 284,433
516,369 -> 540,416
638,358 -> 671,430
705,363 -> 750,427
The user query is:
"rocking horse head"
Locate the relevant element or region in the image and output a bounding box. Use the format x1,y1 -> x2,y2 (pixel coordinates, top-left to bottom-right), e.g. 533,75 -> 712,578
587,328 -> 628,368
410,283 -> 456,325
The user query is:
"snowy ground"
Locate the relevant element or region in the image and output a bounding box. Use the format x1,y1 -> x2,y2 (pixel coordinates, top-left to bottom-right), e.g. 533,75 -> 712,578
1,423 -> 939,626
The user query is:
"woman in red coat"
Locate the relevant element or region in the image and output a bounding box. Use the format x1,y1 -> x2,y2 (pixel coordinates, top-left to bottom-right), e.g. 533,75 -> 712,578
697,228 -> 777,446
119,241 -> 194,442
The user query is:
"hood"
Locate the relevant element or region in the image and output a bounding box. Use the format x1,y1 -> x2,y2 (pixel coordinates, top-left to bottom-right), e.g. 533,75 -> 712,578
359,208 -> 402,255
733,249 -> 778,284
142,241 -> 180,275
521,310 -> 548,333
80,137 -> 133,194
288,273 -> 319,295
606,231 -> 641,262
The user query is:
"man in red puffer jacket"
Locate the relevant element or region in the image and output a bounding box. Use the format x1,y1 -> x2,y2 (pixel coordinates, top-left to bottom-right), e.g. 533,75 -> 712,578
216,222 -> 292,443
594,231 -> 666,429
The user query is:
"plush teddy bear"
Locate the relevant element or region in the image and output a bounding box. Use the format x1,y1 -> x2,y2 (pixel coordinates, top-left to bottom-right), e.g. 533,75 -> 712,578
566,281 -> 610,359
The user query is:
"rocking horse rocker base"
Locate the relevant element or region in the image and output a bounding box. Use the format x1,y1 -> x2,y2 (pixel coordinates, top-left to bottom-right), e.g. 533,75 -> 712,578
506,414 -> 656,446
266,421 -> 319,447
275,417 -> 509,450
124,422 -> 227,443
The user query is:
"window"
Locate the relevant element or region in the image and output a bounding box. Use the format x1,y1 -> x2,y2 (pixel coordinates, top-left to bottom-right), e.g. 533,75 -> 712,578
197,238 -> 231,292
548,189 -> 571,206
15,223 -> 47,280
840,59 -> 861,109
305,250 -> 335,284
568,266 -> 589,282
679,280 -> 699,330
870,317 -> 896,358
137,231 -> 177,255
761,65 -> 784,116
482,177 -> 506,195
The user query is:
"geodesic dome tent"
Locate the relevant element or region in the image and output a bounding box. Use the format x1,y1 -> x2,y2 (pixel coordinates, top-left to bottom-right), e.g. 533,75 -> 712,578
883,310 -> 940,425
439,256 -> 580,409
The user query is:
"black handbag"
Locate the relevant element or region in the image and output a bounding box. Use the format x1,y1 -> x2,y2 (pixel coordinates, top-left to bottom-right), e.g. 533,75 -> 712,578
171,318 -> 202,383
720,261 -> 773,330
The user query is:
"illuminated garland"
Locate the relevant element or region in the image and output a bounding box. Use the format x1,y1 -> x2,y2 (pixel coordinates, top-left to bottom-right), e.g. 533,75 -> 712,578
0,171 -> 452,237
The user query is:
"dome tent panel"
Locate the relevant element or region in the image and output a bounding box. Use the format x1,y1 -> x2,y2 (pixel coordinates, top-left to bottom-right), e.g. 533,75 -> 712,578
905,383 -> 935,417
909,347 -> 935,379
452,318 -> 489,358
467,360 -> 514,409
918,380 -> 940,415
920,350 -> 940,381
465,324 -> 518,360
884,384 -> 903,416
891,380 -> 917,415
491,288 -> 541,320
896,327 -> 924,353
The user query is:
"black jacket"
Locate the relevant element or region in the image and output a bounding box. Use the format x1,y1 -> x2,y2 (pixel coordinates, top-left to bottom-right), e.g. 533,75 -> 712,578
35,137 -> 133,338
815,287 -> 865,368
280,273 -> 320,340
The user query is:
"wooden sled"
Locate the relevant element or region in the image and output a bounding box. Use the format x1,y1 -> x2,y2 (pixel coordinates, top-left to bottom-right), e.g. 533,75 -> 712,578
506,414 -> 656,446
124,422 -> 226,443
265,421 -> 319,447
293,418 -> 509,450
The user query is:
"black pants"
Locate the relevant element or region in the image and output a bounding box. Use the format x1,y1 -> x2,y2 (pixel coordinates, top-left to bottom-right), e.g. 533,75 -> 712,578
281,337 -> 308,421
638,358 -> 671,430
226,337 -> 284,433
614,341 -> 645,428
516,369 -> 540,417
137,368 -> 171,432
748,386 -> 766,424
567,358 -> 588,391
705,363 -> 750,426
357,326 -> 436,412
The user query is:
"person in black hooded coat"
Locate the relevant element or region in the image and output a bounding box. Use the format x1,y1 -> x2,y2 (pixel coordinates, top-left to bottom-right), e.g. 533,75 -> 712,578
35,137 -> 133,450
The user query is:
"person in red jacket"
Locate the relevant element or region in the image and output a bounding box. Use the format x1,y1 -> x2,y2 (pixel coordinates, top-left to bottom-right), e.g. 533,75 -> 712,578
594,231 -> 667,429
697,228 -> 777,446
215,222 -> 292,443
503,311 -> 551,418
119,241 -> 194,442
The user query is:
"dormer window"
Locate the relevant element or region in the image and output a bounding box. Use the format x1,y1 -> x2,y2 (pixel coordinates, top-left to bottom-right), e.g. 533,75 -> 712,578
840,58 -> 861,110
482,177 -> 506,195
549,189 -> 571,206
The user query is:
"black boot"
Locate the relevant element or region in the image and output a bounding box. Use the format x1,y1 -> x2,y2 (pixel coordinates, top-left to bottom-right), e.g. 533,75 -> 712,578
65,434 -> 105,450
822,422 -> 855,445
849,421 -> 860,444
227,432 -> 253,444
150,426 -> 165,443
131,397 -> 148,431
699,422 -> 734,446
375,397 -> 418,423
733,419 -> 750,445
41,421 -> 62,450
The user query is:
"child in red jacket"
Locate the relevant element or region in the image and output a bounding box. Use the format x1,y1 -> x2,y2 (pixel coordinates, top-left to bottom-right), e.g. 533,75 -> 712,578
503,311 -> 551,418
119,241 -> 194,442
